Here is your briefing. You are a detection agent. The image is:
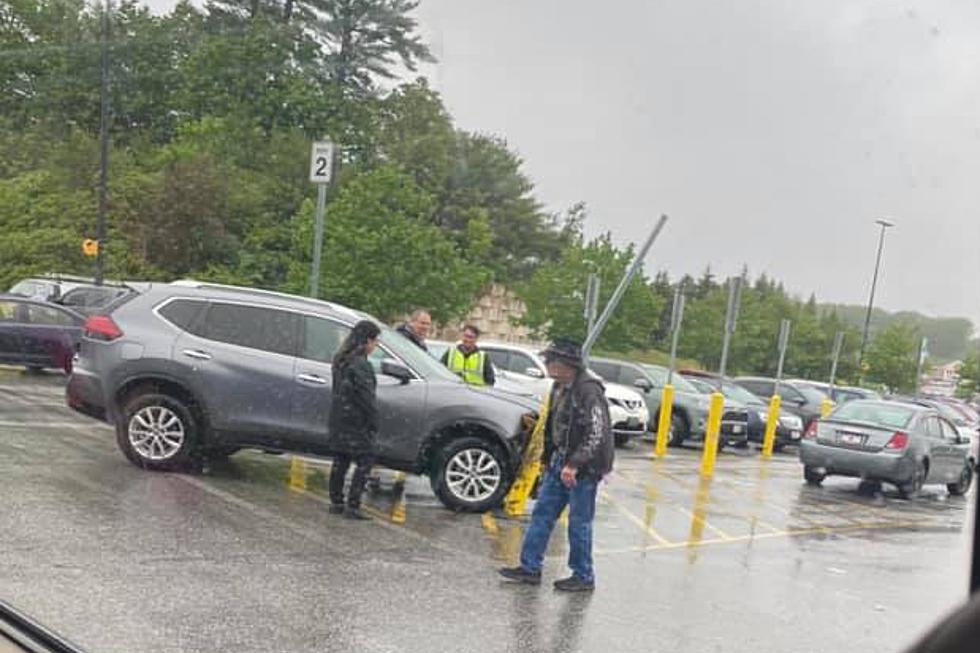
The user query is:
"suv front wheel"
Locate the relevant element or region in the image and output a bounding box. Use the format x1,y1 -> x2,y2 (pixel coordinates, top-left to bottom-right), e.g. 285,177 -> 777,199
117,392 -> 198,470
430,436 -> 510,512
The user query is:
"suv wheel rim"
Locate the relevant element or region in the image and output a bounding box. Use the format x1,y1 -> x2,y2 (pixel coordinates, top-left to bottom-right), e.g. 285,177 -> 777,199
129,406 -> 185,461
446,448 -> 501,503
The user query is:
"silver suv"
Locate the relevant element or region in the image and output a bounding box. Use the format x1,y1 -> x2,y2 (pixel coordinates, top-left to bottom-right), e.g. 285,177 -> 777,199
66,281 -> 536,512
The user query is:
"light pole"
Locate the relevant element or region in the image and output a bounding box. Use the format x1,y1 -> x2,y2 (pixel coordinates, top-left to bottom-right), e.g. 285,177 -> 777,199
857,218 -> 895,374
95,0 -> 111,286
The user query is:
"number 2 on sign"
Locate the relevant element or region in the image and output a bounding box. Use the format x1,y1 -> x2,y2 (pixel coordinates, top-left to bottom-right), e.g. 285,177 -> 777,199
315,156 -> 328,176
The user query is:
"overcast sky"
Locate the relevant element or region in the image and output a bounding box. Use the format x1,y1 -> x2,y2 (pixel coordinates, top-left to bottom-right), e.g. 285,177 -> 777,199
147,0 -> 980,327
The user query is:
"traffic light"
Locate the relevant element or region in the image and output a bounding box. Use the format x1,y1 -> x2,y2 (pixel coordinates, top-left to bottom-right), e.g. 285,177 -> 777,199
82,239 -> 99,257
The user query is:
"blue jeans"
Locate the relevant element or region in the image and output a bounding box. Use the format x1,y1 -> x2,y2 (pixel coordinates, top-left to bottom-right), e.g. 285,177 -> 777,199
519,459 -> 599,582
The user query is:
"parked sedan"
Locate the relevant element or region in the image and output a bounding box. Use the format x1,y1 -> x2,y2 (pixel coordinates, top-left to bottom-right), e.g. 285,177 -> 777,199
800,400 -> 975,498
0,294 -> 84,372
734,376 -> 827,429
681,370 -> 803,450
791,379 -> 881,404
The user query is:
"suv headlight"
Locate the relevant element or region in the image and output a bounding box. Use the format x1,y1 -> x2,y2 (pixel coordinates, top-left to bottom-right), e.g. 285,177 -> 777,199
756,410 -> 770,422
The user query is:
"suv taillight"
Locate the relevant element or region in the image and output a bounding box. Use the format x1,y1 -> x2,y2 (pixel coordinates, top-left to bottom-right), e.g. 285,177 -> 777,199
83,315 -> 123,341
884,432 -> 909,450
804,421 -> 818,440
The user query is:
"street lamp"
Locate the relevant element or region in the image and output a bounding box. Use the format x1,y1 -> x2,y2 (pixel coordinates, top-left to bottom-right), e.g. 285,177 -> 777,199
857,218 -> 895,374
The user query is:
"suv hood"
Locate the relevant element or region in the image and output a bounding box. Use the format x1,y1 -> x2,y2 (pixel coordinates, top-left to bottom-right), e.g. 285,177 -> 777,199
464,381 -> 541,412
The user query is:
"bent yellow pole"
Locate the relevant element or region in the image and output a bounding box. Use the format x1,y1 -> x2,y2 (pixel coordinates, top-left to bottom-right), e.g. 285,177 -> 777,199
503,393 -> 550,517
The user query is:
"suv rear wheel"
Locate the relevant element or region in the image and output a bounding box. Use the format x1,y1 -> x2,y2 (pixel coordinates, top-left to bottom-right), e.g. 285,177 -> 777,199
117,392 -> 198,470
430,436 -> 510,512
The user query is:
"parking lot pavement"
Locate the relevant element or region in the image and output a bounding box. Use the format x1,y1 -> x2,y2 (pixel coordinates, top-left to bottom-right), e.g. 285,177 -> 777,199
0,369 -> 975,653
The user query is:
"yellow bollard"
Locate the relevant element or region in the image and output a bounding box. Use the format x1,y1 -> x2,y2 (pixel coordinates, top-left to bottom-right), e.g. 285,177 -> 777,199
503,393 -> 550,517
654,384 -> 674,457
288,457 -> 307,491
820,398 -> 834,418
699,391 -> 725,478
761,394 -> 782,458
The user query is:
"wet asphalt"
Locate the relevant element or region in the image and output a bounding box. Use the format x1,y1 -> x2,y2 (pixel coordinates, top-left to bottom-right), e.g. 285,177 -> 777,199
0,368 -> 975,653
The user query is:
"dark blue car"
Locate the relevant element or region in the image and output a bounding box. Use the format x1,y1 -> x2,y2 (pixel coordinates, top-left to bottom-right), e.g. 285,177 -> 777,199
0,294 -> 84,373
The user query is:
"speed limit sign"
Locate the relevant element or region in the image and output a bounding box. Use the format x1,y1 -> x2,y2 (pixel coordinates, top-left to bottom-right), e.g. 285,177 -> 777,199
309,140 -> 334,184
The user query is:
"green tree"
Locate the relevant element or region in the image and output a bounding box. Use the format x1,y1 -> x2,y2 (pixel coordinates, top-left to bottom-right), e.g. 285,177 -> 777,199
958,350 -> 979,398
517,228 -> 661,352
865,322 -> 920,393
286,166 -> 489,322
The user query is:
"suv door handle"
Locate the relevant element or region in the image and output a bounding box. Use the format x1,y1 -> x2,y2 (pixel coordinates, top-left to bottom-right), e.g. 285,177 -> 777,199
297,373 -> 328,385
182,349 -> 212,361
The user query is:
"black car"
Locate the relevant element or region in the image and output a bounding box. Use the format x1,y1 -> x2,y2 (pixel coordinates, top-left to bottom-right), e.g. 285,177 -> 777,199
733,376 -> 828,430
0,294 -> 84,373
682,371 -> 805,450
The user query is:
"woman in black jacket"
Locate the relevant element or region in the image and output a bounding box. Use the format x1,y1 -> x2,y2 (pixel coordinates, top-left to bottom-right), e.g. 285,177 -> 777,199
328,320 -> 382,520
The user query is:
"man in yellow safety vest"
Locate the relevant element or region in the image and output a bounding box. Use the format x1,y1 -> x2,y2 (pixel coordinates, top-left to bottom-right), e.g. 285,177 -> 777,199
441,324 -> 496,386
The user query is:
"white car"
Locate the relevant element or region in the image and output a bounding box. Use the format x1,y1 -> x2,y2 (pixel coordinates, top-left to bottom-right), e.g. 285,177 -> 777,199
432,340 -> 648,447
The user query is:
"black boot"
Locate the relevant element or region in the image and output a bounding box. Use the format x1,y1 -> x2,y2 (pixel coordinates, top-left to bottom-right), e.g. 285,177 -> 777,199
498,567 -> 542,585
553,576 -> 595,592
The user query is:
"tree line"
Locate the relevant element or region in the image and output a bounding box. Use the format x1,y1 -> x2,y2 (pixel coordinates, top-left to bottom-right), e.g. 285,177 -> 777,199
1,0 -> 969,394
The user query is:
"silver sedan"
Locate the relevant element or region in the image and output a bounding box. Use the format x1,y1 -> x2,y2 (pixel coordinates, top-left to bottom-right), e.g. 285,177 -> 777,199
799,400 -> 975,498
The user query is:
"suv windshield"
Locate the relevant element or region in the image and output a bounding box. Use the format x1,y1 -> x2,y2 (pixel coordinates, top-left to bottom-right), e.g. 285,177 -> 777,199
641,365 -> 699,394
722,381 -> 766,406
377,323 -> 459,383
790,383 -> 828,403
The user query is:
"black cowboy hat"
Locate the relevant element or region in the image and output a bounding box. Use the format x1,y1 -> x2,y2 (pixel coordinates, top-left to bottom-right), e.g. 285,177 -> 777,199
539,338 -> 585,369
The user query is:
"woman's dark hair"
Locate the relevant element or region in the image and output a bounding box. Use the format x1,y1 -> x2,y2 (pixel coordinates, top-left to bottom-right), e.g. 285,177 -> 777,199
333,320 -> 381,370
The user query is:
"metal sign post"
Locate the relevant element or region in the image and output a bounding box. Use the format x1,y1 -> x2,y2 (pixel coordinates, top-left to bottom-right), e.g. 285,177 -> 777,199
775,319 -> 792,390
666,286 -> 685,384
763,319 -> 791,458
584,273 -> 600,337
718,276 -> 743,378
914,337 -> 929,395
308,140 -> 335,298
655,285 -> 684,458
823,331 -> 845,417
583,215 -> 668,364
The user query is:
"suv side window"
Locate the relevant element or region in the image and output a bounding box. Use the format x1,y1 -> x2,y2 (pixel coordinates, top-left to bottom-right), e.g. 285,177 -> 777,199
484,348 -> 510,371
924,417 -> 943,439
938,418 -> 960,441
507,351 -> 537,375
589,361 -> 620,384
0,301 -> 21,322
619,365 -> 655,389
202,302 -> 299,357
781,385 -> 806,403
158,299 -> 208,334
27,304 -> 77,326
301,316 -> 349,363
739,380 -> 773,397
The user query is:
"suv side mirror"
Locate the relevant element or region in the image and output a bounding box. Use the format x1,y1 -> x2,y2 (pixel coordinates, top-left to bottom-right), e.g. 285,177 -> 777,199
381,359 -> 413,384
633,378 -> 653,393
525,367 -> 545,379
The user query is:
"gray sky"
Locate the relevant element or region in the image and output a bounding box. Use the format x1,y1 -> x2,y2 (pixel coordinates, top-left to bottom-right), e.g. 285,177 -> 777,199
148,0 -> 980,327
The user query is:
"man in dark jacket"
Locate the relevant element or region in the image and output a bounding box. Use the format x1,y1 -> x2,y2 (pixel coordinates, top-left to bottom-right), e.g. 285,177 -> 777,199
499,339 -> 613,592
396,309 -> 431,352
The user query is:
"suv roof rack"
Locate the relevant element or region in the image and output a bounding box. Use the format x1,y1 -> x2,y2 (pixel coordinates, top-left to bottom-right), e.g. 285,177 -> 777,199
170,279 -> 362,319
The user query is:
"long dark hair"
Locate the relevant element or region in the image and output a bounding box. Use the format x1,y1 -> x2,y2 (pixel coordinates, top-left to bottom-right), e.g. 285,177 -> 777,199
333,320 -> 381,370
